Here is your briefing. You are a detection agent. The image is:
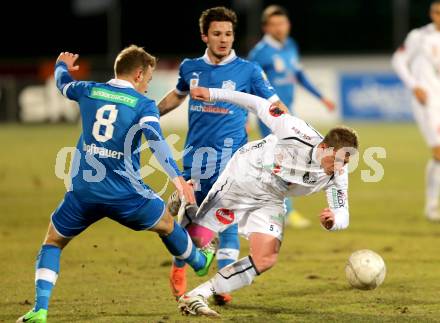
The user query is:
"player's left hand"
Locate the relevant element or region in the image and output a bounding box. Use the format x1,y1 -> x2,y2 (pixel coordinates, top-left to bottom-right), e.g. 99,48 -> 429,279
190,87 -> 210,102
321,98 -> 335,112
56,52 -> 80,72
319,207 -> 335,230
172,176 -> 196,205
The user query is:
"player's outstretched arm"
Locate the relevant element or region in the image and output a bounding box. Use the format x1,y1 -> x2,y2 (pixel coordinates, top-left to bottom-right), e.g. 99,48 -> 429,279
191,87 -> 294,138
56,52 -> 80,72
157,90 -> 187,116
191,86 -> 282,117
392,49 -> 427,106
323,186 -> 349,231
391,31 -> 427,106
191,87 -> 271,115
295,69 -> 335,111
391,47 -> 427,105
141,120 -> 195,204
54,52 -> 80,98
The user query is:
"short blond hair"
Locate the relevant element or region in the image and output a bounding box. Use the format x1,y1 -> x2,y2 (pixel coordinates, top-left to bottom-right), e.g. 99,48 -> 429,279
261,5 -> 289,25
114,45 -> 156,76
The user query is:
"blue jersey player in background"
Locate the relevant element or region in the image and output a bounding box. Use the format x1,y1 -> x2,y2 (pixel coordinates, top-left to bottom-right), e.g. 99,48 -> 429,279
248,5 -> 335,229
158,7 -> 285,305
17,46 -> 217,323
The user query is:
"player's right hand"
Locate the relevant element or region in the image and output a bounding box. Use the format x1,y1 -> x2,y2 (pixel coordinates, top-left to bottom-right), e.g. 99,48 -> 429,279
319,208 -> 335,230
172,176 -> 196,205
321,97 -> 336,112
190,87 -> 210,102
413,87 -> 427,106
56,52 -> 80,72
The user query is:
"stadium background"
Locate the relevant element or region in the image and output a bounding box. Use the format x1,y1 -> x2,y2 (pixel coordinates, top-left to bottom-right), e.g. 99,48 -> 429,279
1,0 -> 440,322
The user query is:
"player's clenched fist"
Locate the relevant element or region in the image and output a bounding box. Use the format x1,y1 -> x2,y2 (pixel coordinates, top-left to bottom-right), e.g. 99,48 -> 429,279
319,207 -> 335,230
56,52 -> 80,72
190,87 -> 211,102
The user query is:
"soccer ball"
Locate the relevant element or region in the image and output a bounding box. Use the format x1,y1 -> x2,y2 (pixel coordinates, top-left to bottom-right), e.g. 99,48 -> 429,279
345,249 -> 386,290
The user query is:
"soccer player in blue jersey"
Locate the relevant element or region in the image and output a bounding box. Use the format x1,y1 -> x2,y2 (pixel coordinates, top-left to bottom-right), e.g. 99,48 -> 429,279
158,7 -> 285,305
17,46 -> 216,323
248,5 -> 335,228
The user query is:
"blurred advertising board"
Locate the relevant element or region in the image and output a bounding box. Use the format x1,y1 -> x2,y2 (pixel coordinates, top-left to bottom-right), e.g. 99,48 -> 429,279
339,72 -> 413,121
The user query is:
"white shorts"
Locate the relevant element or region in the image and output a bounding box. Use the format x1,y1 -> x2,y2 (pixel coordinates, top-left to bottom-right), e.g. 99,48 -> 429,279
412,99 -> 440,147
193,172 -> 286,241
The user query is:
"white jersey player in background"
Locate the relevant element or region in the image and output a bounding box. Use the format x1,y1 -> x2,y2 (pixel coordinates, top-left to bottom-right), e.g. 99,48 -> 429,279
392,0 -> 440,221
175,87 -> 358,317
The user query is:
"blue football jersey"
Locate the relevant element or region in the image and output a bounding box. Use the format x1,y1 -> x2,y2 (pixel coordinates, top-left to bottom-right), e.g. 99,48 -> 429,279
60,77 -> 163,203
176,50 -> 278,180
248,35 -> 301,108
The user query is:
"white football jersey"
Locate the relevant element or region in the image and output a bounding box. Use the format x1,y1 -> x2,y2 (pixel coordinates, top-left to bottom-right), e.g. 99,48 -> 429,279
208,88 -> 350,230
393,23 -> 440,96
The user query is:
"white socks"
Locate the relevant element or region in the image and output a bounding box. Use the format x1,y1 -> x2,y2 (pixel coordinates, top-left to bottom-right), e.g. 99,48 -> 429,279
425,159 -> 440,215
187,256 -> 259,299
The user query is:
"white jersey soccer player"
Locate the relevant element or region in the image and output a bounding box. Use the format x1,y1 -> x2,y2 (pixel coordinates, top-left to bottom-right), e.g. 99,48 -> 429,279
392,0 -> 440,221
175,87 -> 358,317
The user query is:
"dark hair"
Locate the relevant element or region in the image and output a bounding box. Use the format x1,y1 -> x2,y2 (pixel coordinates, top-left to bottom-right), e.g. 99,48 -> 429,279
261,5 -> 289,25
114,45 -> 156,76
432,0 -> 440,9
199,6 -> 237,35
323,126 -> 359,151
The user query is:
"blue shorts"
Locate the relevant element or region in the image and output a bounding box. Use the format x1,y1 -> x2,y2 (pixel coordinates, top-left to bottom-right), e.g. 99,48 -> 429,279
51,191 -> 165,238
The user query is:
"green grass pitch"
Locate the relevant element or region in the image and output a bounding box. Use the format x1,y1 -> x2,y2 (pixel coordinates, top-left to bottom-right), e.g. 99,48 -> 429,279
1,122 -> 439,322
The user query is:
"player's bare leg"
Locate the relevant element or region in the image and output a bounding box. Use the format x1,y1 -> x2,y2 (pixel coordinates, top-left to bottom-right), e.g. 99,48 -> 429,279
248,232 -> 280,273
425,146 -> 440,221
178,232 -> 280,317
43,223 -> 71,248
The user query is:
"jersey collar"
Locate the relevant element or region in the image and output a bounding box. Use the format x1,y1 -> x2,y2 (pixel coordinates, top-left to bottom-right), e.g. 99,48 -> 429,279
202,49 -> 237,65
263,34 -> 286,50
107,78 -> 135,89
428,23 -> 440,33
311,146 -> 320,166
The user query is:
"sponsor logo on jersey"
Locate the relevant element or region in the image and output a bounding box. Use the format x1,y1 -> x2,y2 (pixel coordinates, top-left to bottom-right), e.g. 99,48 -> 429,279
291,126 -> 312,140
221,80 -> 236,91
238,139 -> 266,153
331,188 -> 345,207
190,78 -> 199,88
89,88 -> 138,108
270,213 -> 285,224
269,104 -> 285,117
273,55 -> 286,72
190,72 -> 202,89
190,104 -> 231,114
215,208 -> 235,225
337,189 -> 345,207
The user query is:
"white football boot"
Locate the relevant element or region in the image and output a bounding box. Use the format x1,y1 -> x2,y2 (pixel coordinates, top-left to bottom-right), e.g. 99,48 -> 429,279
178,295 -> 220,317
